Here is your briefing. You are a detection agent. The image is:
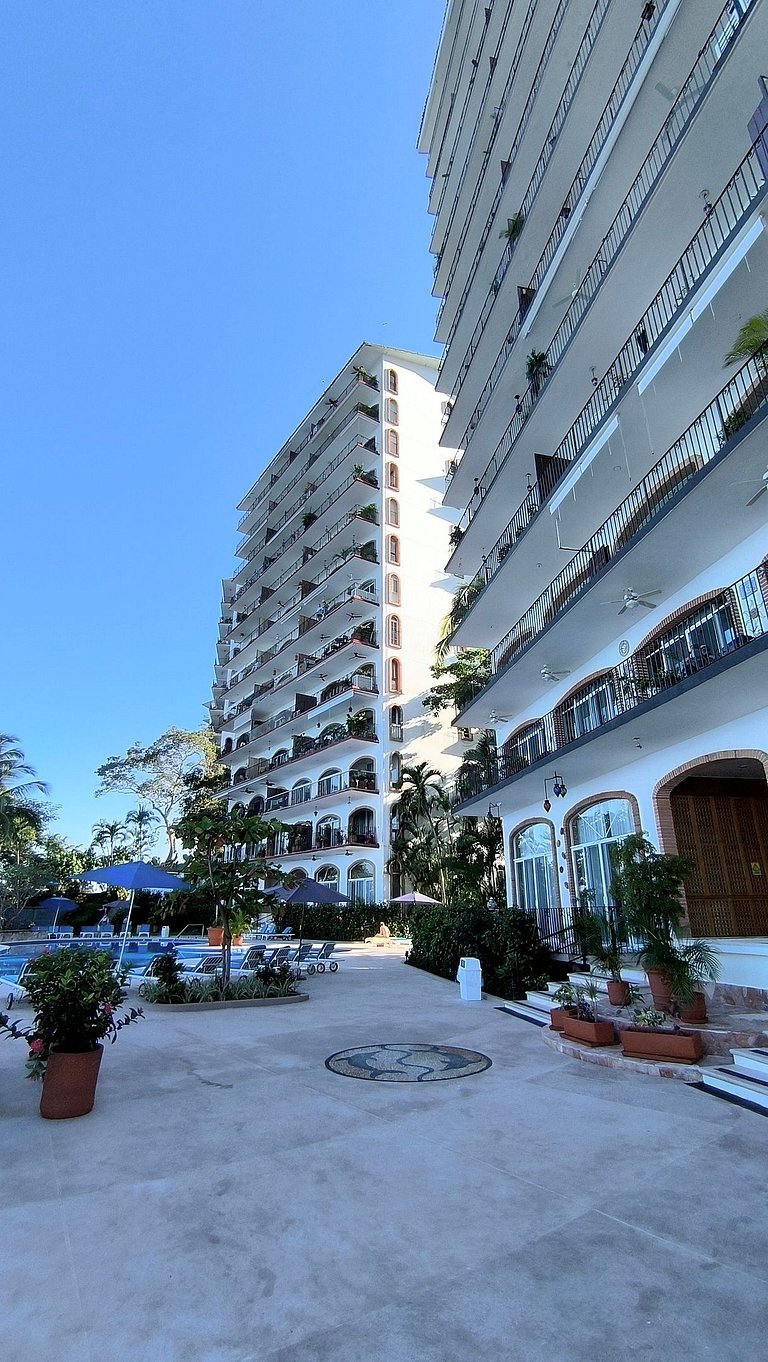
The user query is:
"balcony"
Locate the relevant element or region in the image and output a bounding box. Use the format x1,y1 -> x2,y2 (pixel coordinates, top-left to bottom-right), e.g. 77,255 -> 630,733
228,726 -> 379,791
231,506 -> 378,615
238,466 -> 380,577
221,669 -> 378,761
446,0 -> 759,503
225,545 -> 379,643
452,352 -> 768,730
221,625 -> 380,727
236,440 -> 378,559
456,567 -> 768,812
236,373 -> 379,530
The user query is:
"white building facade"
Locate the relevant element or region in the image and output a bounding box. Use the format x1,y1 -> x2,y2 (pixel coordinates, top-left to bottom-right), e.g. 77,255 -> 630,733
420,0 -> 768,991
211,344 -> 461,907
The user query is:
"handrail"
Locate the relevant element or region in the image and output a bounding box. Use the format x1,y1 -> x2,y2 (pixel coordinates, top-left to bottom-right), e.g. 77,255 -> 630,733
227,546 -> 378,644
232,504 -> 379,612
438,0 -> 612,342
237,374 -> 378,524
455,140 -> 767,582
470,566 -> 768,795
448,0 -> 756,493
239,447 -> 378,569
477,353 -> 767,684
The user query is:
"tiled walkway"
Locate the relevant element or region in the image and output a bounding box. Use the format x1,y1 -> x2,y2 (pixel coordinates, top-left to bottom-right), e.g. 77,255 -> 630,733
2,943 -> 766,1361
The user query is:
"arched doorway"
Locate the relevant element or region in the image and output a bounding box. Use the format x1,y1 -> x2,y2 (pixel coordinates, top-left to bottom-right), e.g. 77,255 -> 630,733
655,755 -> 768,936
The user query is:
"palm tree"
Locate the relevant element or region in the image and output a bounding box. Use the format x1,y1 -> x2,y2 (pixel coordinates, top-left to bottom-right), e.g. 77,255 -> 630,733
125,805 -> 160,859
394,763 -> 453,901
724,309 -> 768,373
91,819 -> 128,861
0,734 -> 49,841
455,731 -> 498,802
435,577 -> 485,663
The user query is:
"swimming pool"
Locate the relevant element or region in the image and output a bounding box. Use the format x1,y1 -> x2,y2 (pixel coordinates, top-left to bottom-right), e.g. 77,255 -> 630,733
0,937 -> 220,986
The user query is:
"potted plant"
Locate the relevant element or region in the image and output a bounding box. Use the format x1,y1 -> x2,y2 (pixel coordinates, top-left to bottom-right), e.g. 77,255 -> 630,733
0,948 -> 143,1119
525,348 -> 550,396
499,210 -> 524,243
620,1008 -> 703,1064
610,834 -> 718,1012
358,503 -> 377,522
549,982 -> 577,1031
449,524 -> 464,548
561,983 -> 617,1047
302,510 -> 317,530
575,904 -> 631,1006
229,908 -> 252,947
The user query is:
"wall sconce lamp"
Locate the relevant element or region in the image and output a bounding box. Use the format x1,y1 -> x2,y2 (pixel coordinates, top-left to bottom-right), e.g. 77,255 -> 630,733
488,802 -> 501,819
543,773 -> 568,812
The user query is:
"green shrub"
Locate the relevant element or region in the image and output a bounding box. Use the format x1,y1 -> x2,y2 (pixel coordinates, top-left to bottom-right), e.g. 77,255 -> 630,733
407,903 -> 552,999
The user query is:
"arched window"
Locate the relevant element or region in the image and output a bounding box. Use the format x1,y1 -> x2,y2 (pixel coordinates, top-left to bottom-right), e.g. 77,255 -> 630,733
384,397 -> 399,425
386,498 -> 399,527
511,823 -> 556,914
386,368 -> 398,394
387,573 -> 401,606
348,807 -> 377,846
570,799 -> 634,909
222,738 -> 233,755
389,657 -> 402,692
316,815 -> 342,850
556,675 -> 617,745
247,796 -> 264,816
389,859 -> 403,900
386,462 -> 399,490
317,864 -> 339,892
390,751 -> 402,789
348,860 -> 376,905
388,614 -> 401,648
389,704 -> 404,742
290,779 -> 312,806
233,768 -> 247,785
272,748 -> 289,767
387,535 -> 400,565
236,733 -> 249,748
317,768 -> 343,797
349,757 -> 376,791
385,428 -> 399,457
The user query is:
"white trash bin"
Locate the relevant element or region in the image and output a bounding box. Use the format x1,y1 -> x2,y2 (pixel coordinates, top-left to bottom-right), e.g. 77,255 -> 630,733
160,925 -> 170,939
456,956 -> 483,1001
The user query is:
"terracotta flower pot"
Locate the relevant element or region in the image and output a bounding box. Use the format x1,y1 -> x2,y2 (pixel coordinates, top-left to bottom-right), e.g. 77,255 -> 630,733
620,1028 -> 703,1064
607,979 -> 631,1007
678,991 -> 707,1024
562,1015 -> 617,1047
207,927 -> 224,947
646,969 -> 673,1011
231,935 -> 244,947
40,1045 -> 103,1120
549,1007 -> 573,1032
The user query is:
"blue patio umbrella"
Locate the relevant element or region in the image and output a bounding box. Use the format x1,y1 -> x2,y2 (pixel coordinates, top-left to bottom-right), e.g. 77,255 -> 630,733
75,862 -> 189,965
275,877 -> 350,971
38,895 -> 79,927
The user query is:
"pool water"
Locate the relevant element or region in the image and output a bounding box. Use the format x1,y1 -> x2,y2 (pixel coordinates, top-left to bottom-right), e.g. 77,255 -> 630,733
0,937 -> 214,985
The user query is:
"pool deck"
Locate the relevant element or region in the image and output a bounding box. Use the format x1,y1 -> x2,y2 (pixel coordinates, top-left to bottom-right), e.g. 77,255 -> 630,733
2,943 -> 767,1361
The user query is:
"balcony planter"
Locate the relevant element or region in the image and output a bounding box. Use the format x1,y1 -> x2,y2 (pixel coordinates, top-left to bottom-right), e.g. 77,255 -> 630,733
620,1028 -> 703,1064
548,1006 -> 575,1032
562,1015 -> 617,1047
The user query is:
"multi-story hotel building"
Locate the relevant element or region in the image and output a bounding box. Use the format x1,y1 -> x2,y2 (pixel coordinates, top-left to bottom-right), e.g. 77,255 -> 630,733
420,0 -> 768,990
211,344 -> 460,906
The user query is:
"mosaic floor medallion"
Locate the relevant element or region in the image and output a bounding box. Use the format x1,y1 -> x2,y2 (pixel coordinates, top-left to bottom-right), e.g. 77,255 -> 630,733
325,1043 -> 492,1082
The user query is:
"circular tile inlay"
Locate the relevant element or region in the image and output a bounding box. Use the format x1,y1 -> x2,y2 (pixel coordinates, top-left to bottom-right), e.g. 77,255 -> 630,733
325,1043 -> 492,1082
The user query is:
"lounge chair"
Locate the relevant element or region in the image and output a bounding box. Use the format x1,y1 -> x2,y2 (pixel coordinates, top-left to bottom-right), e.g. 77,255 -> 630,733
97,927 -> 114,938
57,926 -> 74,939
79,928 -> 97,939
278,926 -> 293,938
303,942 -> 338,974
258,922 -> 277,939
137,924 -> 151,941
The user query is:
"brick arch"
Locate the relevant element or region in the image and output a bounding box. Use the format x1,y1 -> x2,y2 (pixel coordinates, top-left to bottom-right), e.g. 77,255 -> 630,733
652,749 -> 768,858
635,589 -> 729,653
508,816 -> 561,912
562,790 -> 642,907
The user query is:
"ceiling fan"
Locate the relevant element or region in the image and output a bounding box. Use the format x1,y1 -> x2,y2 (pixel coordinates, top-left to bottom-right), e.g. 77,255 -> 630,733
733,465 -> 768,506
552,269 -> 585,309
487,710 -> 511,723
603,588 -> 662,615
540,665 -> 571,682
654,80 -> 707,111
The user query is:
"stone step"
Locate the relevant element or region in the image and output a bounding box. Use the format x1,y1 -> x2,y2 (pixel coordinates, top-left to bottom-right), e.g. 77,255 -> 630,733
567,968 -> 648,990
729,1047 -> 768,1082
501,1001 -> 550,1027
526,990 -> 558,1011
700,1064 -> 768,1113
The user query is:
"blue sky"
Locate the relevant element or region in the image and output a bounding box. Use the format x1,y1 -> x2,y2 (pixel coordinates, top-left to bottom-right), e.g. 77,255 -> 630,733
0,1 -> 444,849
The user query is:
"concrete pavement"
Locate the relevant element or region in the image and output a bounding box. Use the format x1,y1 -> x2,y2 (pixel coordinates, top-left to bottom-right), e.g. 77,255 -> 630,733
2,943 -> 766,1361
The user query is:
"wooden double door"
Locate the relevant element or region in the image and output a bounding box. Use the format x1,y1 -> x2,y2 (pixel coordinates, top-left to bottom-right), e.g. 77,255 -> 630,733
671,778 -> 768,937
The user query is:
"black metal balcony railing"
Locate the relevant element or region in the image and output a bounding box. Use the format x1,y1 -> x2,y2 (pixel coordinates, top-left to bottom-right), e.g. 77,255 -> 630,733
458,142 -> 767,579
231,506 -> 378,620
228,611 -> 378,696
241,459 -> 379,571
434,0 -> 548,298
237,374 -> 379,528
223,626 -> 380,724
479,568 -> 768,795
480,352 -> 768,682
224,672 -> 378,756
229,544 -> 378,639
439,0 -> 616,348
266,831 -> 380,859
449,0 -> 757,495
230,728 -> 379,789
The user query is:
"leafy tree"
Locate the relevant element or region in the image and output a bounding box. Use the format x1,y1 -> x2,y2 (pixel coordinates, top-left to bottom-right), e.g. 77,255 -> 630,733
423,649 -> 491,717
0,862 -> 55,930
434,578 -> 486,664
176,804 -> 283,983
454,730 -> 498,802
96,727 -> 217,863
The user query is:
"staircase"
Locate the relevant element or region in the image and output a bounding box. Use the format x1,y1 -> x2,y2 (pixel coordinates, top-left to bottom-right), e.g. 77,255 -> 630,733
502,966 -> 649,1026
700,1049 -> 768,1114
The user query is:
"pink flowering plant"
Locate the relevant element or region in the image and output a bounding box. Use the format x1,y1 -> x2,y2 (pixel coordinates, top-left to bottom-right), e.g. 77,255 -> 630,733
0,948 -> 143,1079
